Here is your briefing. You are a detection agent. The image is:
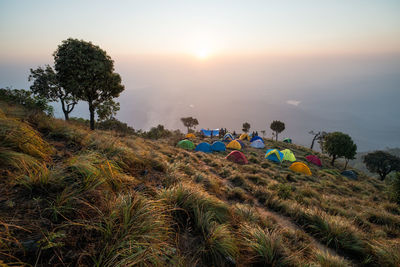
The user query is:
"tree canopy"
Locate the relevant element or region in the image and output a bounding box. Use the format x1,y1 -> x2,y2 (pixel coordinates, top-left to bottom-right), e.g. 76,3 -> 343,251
363,151 -> 400,180
323,132 -> 357,166
54,38 -> 124,130
29,64 -> 77,120
242,122 -> 250,133
180,117 -> 199,133
270,120 -> 285,141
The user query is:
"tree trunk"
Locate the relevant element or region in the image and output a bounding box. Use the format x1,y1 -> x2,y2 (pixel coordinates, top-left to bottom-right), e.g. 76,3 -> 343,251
89,102 -> 95,130
60,99 -> 69,120
331,156 -> 336,166
344,159 -> 349,170
310,133 -> 319,150
275,132 -> 278,141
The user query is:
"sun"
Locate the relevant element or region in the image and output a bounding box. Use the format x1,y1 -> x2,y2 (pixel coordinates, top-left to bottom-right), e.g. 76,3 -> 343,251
195,48 -> 210,60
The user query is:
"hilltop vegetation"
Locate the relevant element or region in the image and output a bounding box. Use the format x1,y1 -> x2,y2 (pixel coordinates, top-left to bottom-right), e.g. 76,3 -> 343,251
1,97 -> 400,266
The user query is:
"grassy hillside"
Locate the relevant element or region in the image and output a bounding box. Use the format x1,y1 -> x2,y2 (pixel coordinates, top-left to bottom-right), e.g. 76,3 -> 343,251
1,100 -> 399,267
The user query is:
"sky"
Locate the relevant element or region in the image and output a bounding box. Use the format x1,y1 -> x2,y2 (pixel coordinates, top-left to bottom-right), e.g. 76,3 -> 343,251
1,0 -> 400,151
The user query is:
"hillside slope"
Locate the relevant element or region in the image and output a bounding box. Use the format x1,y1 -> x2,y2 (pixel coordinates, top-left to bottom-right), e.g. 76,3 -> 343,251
0,101 -> 399,267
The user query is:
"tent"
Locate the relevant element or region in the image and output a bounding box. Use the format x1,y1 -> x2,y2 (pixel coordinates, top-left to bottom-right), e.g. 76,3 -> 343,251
250,139 -> 265,149
227,140 -> 242,150
226,150 -> 248,164
223,133 -> 234,141
195,142 -> 212,153
306,155 -> 322,167
250,136 -> 264,143
283,138 -> 292,144
281,149 -> 296,162
341,170 -> 358,180
289,162 -> 312,175
211,141 -> 226,152
265,149 -> 284,163
236,139 -> 246,148
186,133 -> 196,139
239,133 -> 250,141
201,129 -> 219,137
177,139 -> 195,150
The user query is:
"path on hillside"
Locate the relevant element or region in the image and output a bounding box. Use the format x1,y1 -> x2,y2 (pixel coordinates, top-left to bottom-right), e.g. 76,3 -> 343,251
220,176 -> 350,264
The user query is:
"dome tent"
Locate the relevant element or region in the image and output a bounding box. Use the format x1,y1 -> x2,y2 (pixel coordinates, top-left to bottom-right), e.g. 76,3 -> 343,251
235,139 -> 245,148
239,133 -> 250,141
177,139 -> 195,150
265,149 -> 284,163
289,162 -> 312,175
223,133 -> 234,141
211,141 -> 226,152
281,149 -> 296,162
186,133 -> 196,139
283,138 -> 292,144
227,140 -> 242,150
306,155 -> 322,167
250,139 -> 265,148
250,136 -> 264,143
195,142 -> 212,153
341,170 -> 358,180
226,150 -> 248,164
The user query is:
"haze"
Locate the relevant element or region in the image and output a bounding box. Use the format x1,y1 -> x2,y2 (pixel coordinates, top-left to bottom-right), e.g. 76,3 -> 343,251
1,0 -> 400,151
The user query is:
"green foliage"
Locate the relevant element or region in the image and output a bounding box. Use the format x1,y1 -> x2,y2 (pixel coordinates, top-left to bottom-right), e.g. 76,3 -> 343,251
29,65 -> 77,120
0,88 -> 53,116
96,99 -> 120,121
54,38 -> 124,129
388,172 -> 400,204
242,122 -> 250,133
180,116 -> 199,133
270,120 -> 285,141
323,132 -> 357,166
96,118 -> 135,135
142,124 -> 171,139
363,151 -> 400,180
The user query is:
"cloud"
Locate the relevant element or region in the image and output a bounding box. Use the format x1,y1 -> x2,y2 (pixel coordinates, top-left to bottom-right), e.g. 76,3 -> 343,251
286,100 -> 301,106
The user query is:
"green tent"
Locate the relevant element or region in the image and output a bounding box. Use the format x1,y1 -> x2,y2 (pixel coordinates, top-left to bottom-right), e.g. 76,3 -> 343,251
177,139 -> 195,150
281,149 -> 296,162
283,138 -> 292,144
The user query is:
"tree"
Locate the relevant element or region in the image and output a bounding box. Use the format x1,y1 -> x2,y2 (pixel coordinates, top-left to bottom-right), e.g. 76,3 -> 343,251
180,117 -> 199,133
260,130 -> 266,137
29,65 -> 77,120
323,132 -> 357,166
270,120 -> 285,141
343,142 -> 357,170
96,99 -> 120,121
309,131 -> 328,151
363,151 -> 400,180
242,122 -> 250,133
54,38 -> 124,130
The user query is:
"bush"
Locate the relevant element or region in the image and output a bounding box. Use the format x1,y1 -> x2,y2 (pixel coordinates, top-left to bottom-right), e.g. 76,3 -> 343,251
0,88 -> 53,115
388,172 -> 400,204
141,124 -> 171,140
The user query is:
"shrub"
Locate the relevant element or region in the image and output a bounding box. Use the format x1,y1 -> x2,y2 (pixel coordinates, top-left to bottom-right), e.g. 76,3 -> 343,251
142,124 -> 171,140
0,88 -> 53,115
388,172 -> 400,204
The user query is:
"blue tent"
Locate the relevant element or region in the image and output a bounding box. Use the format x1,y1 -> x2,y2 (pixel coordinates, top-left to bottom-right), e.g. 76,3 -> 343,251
341,170 -> 358,180
250,136 -> 264,143
251,139 -> 265,148
235,139 -> 245,148
265,149 -> 284,163
211,141 -> 226,152
201,129 -> 219,137
195,142 -> 212,153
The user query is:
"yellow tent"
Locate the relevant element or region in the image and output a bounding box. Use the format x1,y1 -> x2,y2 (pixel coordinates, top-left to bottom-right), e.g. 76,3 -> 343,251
227,140 -> 242,150
186,133 -> 196,139
289,162 -> 312,175
281,149 -> 296,162
239,133 -> 250,141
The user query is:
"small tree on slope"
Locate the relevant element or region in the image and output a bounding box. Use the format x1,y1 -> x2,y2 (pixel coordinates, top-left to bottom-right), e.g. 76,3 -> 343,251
270,120 -> 285,141
180,117 -> 199,133
242,122 -> 250,133
363,151 -> 400,180
323,132 -> 357,167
